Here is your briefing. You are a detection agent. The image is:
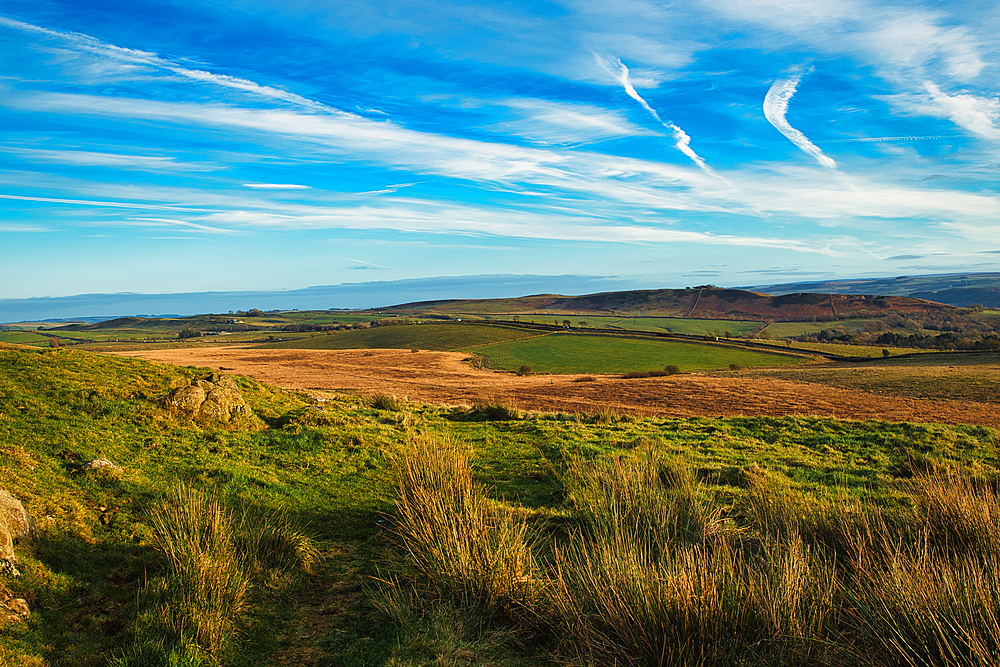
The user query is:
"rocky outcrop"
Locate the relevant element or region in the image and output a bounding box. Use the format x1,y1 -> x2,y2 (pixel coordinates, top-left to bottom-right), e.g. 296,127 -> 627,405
164,373 -> 253,422
0,490 -> 37,568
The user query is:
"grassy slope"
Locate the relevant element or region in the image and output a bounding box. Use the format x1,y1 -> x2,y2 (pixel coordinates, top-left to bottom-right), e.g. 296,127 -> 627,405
2,346 -> 999,665
608,317 -> 760,336
465,332 -> 808,373
257,323 -> 545,351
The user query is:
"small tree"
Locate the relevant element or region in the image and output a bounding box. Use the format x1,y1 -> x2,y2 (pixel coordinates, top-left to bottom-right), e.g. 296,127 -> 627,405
664,364 -> 681,375
517,364 -> 533,376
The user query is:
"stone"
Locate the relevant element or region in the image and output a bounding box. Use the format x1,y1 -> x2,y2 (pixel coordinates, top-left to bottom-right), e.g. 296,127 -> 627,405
163,373 -> 253,423
0,490 -> 37,564
82,458 -> 120,471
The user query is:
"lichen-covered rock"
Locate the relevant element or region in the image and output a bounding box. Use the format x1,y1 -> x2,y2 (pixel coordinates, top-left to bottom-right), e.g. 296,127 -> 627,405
0,597 -> 30,625
0,490 -> 37,564
163,373 -> 253,422
82,458 -> 121,471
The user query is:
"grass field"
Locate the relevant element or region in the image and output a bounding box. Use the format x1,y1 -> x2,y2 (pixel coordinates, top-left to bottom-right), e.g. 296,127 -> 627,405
464,332 -> 808,373
609,317 -> 761,336
2,345 -> 1000,666
0,332 -> 54,345
762,318 -> 877,338
258,322 -> 545,351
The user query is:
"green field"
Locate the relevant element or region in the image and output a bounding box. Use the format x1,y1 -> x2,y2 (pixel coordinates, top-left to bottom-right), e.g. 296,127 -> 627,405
259,322 -> 546,351
464,332 -> 808,373
0,331 -> 55,345
504,315 -> 760,336
610,317 -> 760,336
762,318 -> 877,338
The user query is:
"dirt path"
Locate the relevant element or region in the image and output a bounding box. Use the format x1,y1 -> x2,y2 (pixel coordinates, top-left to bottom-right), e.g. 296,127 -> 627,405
107,345 -> 1000,428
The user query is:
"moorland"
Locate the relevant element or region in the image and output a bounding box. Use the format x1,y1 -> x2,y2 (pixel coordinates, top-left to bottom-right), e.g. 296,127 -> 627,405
2,285 -> 1000,666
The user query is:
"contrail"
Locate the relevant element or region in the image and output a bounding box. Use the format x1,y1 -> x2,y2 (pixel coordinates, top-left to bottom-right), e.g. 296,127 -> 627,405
763,73 -> 837,169
0,15 -> 343,114
815,135 -> 966,144
599,55 -> 714,175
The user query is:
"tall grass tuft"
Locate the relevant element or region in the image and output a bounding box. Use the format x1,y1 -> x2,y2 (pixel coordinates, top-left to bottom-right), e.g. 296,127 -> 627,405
550,454 -> 836,666
146,483 -> 249,656
846,470 -> 1000,667
369,392 -> 406,412
114,484 -> 320,666
390,436 -> 537,615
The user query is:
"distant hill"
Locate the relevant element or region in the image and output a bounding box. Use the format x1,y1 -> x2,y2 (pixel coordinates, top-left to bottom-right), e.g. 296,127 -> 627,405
741,273 -> 1000,308
378,286 -> 957,322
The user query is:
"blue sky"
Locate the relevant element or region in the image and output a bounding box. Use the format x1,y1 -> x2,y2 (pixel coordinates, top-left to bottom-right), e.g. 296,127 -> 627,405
1,0 -> 999,301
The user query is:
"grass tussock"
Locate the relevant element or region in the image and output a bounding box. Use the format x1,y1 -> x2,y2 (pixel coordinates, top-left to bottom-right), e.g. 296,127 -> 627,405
113,484 -> 319,666
452,398 -> 522,421
369,392 -> 407,412
385,439 -> 1000,667
387,436 -> 538,616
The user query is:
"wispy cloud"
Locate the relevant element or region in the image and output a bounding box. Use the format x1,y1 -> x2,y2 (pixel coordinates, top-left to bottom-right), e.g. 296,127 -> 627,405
483,97 -> 658,145
595,54 -> 715,176
0,193 -> 215,212
922,82 -> 1000,140
129,217 -> 241,235
345,258 -> 391,270
763,72 -> 837,169
242,183 -> 312,189
359,183 -> 418,195
0,147 -> 213,171
0,16 -> 348,113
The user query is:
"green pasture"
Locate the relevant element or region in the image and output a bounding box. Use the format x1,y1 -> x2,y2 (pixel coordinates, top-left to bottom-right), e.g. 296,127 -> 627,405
0,331 -> 55,345
258,322 -> 545,351
762,318 -> 876,338
464,332 -> 808,374
610,316 -> 760,336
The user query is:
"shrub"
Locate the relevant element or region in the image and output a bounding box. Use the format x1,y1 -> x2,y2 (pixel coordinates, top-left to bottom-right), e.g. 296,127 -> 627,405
573,375 -> 596,382
664,364 -> 681,375
516,364 -> 533,376
729,362 -> 742,371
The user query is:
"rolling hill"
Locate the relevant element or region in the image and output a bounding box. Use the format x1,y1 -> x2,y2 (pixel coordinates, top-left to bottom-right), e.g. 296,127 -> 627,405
376,286 -> 959,322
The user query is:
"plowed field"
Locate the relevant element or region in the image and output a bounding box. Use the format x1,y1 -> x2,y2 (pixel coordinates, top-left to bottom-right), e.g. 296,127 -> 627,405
108,346 -> 1000,428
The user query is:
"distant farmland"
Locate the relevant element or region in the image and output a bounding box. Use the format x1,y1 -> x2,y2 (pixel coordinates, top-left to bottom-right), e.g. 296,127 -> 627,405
465,332 -> 808,374
258,322 -> 546,351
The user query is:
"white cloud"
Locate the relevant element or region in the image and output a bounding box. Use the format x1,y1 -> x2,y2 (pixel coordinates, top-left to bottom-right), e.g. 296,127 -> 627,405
483,98 -> 658,145
763,73 -> 837,169
0,16 -> 346,112
0,193 -> 214,212
0,147 -> 213,171
922,82 -> 1000,140
698,0 -> 986,83
593,54 -> 715,175
242,183 -> 312,189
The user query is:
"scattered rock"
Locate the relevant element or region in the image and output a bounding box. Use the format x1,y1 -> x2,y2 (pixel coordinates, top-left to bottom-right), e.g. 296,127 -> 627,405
0,489 -> 37,568
1,597 -> 30,624
82,458 -> 121,471
164,372 -> 254,423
